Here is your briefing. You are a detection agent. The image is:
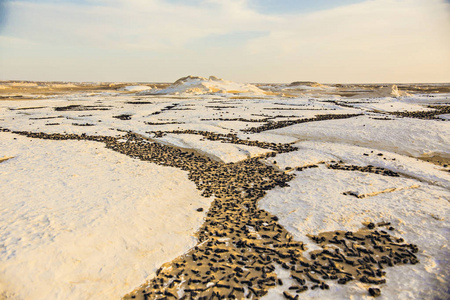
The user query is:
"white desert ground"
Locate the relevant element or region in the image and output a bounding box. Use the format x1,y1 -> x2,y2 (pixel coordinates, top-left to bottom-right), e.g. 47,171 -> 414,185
0,76 -> 449,300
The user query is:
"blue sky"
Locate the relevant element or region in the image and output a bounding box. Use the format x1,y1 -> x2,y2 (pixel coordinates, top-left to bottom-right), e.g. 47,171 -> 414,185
0,0 -> 449,83
249,0 -> 366,14
165,0 -> 367,14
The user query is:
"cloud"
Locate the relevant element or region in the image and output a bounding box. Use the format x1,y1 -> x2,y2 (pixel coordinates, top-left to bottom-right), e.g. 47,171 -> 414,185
2,0 -> 271,51
245,0 -> 450,82
1,0 -> 449,82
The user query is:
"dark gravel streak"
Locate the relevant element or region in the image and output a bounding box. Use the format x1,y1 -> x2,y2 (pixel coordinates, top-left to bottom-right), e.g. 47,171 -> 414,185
148,130 -> 298,153
327,163 -> 400,177
390,105 -> 450,120
243,114 -> 362,133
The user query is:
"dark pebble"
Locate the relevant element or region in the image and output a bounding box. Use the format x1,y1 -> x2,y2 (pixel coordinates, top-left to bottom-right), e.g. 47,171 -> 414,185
368,288 -> 381,297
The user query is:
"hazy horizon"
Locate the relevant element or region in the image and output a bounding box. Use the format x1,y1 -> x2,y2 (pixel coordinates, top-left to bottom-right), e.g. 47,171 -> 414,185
1,77 -> 450,85
1,0 -> 449,83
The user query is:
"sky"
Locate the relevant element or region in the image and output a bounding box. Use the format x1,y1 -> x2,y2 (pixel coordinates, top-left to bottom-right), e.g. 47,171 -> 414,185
0,0 -> 449,83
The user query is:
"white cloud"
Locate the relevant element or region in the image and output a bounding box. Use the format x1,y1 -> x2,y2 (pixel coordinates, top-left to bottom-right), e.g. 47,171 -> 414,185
2,0 -> 271,51
1,0 -> 449,82
245,0 -> 450,80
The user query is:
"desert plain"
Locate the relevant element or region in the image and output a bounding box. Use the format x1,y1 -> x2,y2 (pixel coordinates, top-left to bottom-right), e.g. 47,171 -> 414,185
0,76 -> 449,299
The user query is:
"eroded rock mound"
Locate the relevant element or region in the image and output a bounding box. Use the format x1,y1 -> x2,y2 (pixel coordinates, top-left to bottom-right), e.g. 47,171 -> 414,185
150,76 -> 266,95
352,85 -> 411,98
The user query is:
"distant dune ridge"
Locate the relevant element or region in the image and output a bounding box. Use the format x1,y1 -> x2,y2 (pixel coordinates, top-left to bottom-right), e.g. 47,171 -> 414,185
2,77 -> 447,100
288,81 -> 330,88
